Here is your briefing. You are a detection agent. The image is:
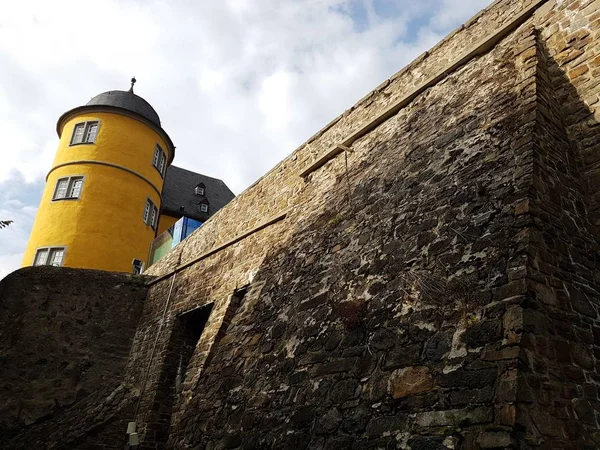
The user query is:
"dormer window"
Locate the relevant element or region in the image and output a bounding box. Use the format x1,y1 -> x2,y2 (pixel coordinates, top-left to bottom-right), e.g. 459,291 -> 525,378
195,182 -> 206,196
199,198 -> 209,213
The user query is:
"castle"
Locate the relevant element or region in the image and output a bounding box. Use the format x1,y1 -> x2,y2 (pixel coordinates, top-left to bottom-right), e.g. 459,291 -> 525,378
1,0 -> 599,448
21,79 -> 234,273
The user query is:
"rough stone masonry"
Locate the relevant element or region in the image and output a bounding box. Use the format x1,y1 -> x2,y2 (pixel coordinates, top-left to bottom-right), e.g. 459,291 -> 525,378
0,0 -> 599,448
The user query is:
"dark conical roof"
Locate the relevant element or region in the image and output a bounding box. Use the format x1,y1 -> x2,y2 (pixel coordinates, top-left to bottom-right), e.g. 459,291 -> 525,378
86,90 -> 161,126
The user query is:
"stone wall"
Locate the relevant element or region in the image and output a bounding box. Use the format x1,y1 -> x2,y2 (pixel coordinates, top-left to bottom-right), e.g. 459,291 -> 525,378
119,0 -> 600,447
158,22 -> 536,447
514,2 -> 600,447
0,267 -> 147,448
145,0 -> 550,279
125,0 -> 599,448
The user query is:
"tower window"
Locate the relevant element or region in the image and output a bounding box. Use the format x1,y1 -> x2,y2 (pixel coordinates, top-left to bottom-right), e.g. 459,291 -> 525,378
34,246 -> 66,267
153,144 -> 167,177
144,198 -> 159,229
70,121 -> 99,145
52,176 -> 84,200
132,259 -> 145,275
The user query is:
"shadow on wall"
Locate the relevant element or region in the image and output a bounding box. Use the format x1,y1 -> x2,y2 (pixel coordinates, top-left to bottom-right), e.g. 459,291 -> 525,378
511,37 -> 600,447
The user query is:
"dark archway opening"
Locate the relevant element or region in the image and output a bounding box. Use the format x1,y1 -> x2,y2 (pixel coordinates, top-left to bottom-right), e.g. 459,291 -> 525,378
145,303 -> 213,449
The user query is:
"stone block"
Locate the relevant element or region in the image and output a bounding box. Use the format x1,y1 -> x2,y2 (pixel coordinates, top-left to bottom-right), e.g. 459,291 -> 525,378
340,404 -> 371,434
406,436 -> 446,450
449,386 -> 494,406
461,320 -> 503,347
438,368 -> 497,389
477,431 -> 512,448
514,198 -> 530,215
503,306 -> 524,332
366,414 -> 409,437
383,343 -> 423,369
388,366 -> 434,399
414,407 -> 493,427
568,64 -> 590,80
312,358 -> 358,376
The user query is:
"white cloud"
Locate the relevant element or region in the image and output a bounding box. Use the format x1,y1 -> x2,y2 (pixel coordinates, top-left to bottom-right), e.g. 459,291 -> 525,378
0,173 -> 41,278
430,0 -> 491,30
0,0 -> 490,279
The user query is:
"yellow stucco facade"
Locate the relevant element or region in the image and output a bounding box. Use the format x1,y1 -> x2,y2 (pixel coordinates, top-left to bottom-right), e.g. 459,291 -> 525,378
22,108 -> 174,273
157,214 -> 179,236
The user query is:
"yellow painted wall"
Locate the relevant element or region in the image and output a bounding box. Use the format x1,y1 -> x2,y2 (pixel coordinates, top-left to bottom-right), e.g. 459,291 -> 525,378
22,111 -> 171,272
157,213 -> 179,236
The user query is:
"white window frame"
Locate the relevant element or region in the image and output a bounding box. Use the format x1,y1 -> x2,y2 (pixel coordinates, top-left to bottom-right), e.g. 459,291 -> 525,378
199,203 -> 209,213
70,120 -> 100,145
144,198 -> 158,229
54,178 -> 69,200
151,205 -> 158,229
152,144 -> 167,177
153,146 -> 160,168
52,176 -> 85,201
195,186 -> 205,196
71,123 -> 85,145
33,246 -> 67,267
143,199 -> 152,225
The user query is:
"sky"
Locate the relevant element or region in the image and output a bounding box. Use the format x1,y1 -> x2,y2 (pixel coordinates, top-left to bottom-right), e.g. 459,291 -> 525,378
0,0 -> 491,279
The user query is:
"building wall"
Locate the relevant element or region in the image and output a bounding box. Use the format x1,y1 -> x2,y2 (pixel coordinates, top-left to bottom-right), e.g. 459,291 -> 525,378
0,267 -> 147,448
157,213 -> 179,236
22,111 -> 170,272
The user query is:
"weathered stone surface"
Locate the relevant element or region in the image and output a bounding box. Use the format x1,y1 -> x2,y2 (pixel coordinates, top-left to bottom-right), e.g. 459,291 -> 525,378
449,386 -> 494,406
366,414 -> 408,437
477,431 -> 512,448
438,368 -> 497,389
414,407 -> 493,427
407,436 -> 447,450
388,366 -> 434,399
461,320 -> 503,347
0,267 -> 147,448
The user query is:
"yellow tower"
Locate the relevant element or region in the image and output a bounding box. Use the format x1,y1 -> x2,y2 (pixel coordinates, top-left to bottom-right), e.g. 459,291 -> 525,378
22,78 -> 175,273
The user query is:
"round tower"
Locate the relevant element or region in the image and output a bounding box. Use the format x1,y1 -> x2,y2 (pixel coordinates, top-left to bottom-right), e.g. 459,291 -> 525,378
22,79 -> 175,273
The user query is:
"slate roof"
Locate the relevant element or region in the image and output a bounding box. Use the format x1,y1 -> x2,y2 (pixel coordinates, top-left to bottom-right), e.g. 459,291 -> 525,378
161,165 -> 236,222
86,90 -> 161,127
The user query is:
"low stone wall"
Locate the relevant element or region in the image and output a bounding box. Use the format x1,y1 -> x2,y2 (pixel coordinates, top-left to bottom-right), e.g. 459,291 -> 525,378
0,267 -> 147,448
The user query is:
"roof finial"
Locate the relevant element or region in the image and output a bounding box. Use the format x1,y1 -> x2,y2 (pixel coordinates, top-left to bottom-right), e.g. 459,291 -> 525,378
129,76 -> 136,93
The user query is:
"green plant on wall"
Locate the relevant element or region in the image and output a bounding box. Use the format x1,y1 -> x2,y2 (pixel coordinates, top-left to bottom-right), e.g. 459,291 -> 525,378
0,220 -> 13,230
